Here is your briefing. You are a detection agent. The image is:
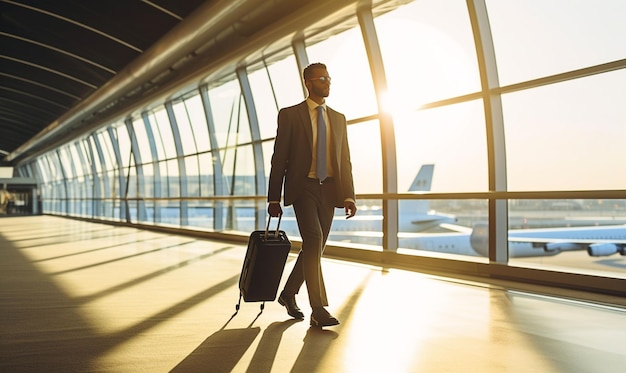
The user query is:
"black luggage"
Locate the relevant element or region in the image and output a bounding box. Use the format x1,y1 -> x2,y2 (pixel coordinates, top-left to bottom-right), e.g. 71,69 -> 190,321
236,215 -> 291,313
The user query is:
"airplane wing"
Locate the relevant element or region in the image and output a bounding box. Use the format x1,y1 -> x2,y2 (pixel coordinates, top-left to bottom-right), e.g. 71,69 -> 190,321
470,223 -> 626,257
507,236 -> 626,257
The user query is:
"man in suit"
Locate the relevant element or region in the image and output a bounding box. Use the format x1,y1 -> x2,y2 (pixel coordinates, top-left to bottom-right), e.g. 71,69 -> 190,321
268,62 -> 357,327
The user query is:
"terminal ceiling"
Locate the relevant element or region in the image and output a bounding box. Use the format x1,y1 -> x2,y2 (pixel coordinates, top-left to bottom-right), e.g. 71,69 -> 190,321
0,0 -> 356,166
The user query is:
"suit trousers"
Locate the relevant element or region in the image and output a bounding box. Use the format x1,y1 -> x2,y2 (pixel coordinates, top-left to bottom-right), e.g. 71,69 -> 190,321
283,179 -> 337,308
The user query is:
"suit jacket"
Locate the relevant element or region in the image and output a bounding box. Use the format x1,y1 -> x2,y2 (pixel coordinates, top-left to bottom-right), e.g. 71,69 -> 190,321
268,100 -> 355,208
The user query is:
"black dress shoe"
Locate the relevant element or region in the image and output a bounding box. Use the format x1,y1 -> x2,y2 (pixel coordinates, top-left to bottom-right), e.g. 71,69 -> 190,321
278,292 -> 304,319
311,307 -> 340,327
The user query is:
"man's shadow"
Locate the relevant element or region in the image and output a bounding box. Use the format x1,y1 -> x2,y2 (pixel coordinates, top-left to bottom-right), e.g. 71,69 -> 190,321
245,319 -> 301,372
170,316 -> 300,373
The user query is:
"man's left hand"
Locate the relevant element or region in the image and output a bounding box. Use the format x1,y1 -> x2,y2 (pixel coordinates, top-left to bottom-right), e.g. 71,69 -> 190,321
344,201 -> 357,219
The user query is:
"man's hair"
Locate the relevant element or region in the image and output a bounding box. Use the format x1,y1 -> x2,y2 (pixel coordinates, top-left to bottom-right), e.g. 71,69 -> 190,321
303,62 -> 327,80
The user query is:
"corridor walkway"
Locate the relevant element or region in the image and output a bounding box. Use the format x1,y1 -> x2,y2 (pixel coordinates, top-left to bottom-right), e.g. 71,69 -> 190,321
1,215 -> 625,372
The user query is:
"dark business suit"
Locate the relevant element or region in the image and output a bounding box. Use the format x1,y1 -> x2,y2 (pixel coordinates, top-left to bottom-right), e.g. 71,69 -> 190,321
268,100 -> 355,307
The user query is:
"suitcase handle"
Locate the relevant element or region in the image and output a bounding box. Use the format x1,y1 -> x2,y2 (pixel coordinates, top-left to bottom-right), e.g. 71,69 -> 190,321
264,214 -> 282,239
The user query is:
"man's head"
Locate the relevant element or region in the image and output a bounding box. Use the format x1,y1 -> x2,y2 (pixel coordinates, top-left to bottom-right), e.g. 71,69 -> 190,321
304,63 -> 331,103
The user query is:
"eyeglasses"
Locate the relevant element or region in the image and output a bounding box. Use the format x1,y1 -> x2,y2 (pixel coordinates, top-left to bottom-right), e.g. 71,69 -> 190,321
308,76 -> 331,83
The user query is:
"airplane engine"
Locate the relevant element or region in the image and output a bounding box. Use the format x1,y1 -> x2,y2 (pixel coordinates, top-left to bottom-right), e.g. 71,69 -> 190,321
587,243 -> 620,257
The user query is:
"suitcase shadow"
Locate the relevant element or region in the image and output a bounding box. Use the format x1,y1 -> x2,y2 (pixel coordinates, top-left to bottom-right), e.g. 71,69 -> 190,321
170,318 -> 301,373
169,326 -> 260,373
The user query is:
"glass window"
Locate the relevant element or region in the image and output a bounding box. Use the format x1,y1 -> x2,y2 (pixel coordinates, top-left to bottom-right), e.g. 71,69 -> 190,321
69,142 -> 86,177
97,132 -> 116,171
114,123 -> 132,168
172,99 -> 198,155
248,63 -> 280,140
221,145 -> 255,196
126,164 -> 137,198
166,159 -> 180,198
504,70 -> 626,191
307,26 -> 377,121
268,55 -> 305,112
186,95 -> 211,153
507,198 -> 626,279
348,120 -> 382,194
184,155 -> 200,197
145,112 -> 165,160
157,161 -> 168,198
152,108 -> 178,160
395,100 -> 488,193
132,117 -> 153,164
88,137 -> 102,173
58,147 -> 74,179
36,158 -> 50,183
208,79 -> 252,148
375,0 -> 480,110
398,198 -> 488,259
487,0 -> 626,85
198,152 -> 214,197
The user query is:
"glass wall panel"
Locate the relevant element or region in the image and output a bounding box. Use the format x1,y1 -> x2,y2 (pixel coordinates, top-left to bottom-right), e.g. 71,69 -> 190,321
198,152 -> 214,197
126,163 -> 137,198
487,0 -> 626,85
97,132 -> 116,172
375,0 -> 480,109
166,159 -> 180,198
113,123 -> 132,168
69,143 -> 86,177
220,145 -> 255,196
248,62 -> 285,140
261,140 -> 274,181
267,55 -> 304,114
307,26 -> 377,121
161,200 -> 180,225
88,137 -> 103,174
398,198 -> 488,259
132,117 -> 153,164
48,154 -> 65,200
185,200 -> 215,230
58,147 -> 74,179
208,79 -> 251,148
184,155 -> 200,197
141,169 -> 154,198
506,199 -> 626,279
156,161 -> 168,198
152,108 -> 177,160
172,99 -> 198,155
36,158 -> 50,183
186,95 -> 211,153
325,198 -> 382,248
348,120 -> 382,194
504,70 -> 626,191
395,101 -> 488,193
106,168 -> 120,200
145,111 -> 166,160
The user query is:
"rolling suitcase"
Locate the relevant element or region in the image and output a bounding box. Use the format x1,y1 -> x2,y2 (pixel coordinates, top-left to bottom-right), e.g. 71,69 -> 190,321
236,215 -> 291,313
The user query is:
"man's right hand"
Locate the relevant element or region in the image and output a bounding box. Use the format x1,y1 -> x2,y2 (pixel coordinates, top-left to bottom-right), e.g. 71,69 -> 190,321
268,203 -> 283,217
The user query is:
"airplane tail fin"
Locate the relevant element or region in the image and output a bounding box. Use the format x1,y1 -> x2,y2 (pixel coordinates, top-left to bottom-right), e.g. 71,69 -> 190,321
408,164 -> 434,192
400,164 -> 456,231
404,164 -> 434,217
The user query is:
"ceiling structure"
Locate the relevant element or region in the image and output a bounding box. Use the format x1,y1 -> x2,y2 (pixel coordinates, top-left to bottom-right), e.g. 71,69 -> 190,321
0,0 -> 211,165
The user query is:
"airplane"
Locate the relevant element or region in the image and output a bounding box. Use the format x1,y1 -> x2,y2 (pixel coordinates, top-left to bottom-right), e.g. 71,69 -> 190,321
469,223 -> 626,258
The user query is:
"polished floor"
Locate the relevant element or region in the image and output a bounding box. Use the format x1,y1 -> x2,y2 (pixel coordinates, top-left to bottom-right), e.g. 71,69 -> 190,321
1,215 -> 625,372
